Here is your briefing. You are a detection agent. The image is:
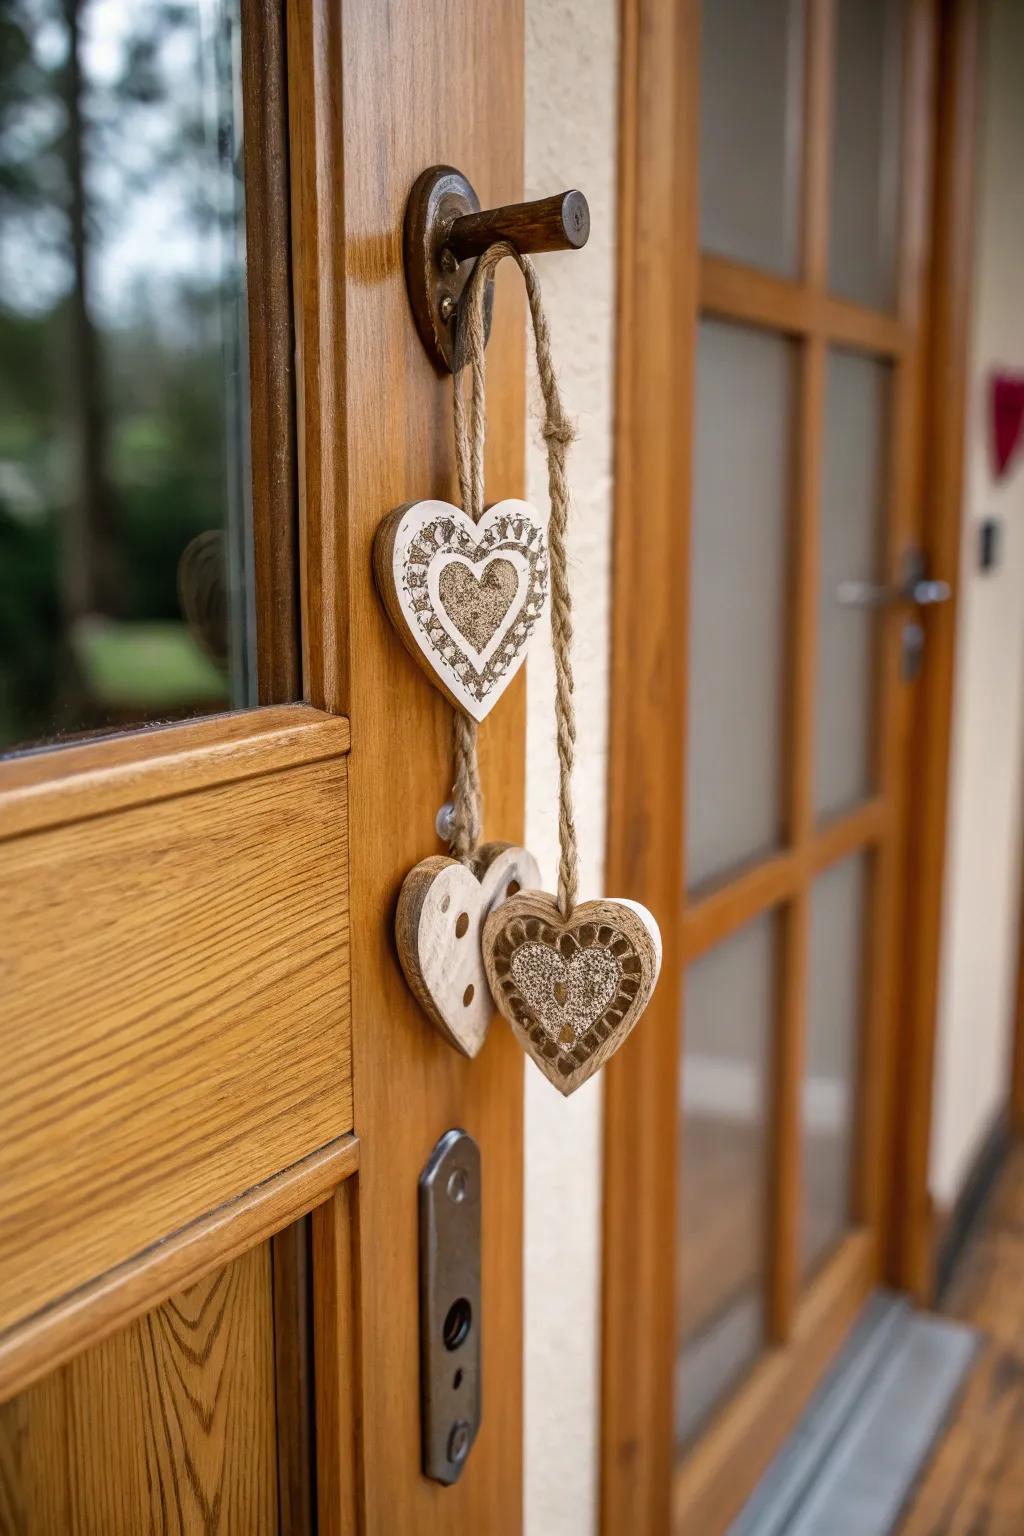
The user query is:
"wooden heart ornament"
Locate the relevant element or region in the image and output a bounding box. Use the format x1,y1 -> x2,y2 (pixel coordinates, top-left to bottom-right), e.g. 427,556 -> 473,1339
373,498 -> 549,721
395,843 -> 542,1057
483,893 -> 662,1095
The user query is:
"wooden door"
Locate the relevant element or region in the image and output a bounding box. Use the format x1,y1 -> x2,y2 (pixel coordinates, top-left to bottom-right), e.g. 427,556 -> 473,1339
602,1 -> 975,1531
0,2 -> 526,1532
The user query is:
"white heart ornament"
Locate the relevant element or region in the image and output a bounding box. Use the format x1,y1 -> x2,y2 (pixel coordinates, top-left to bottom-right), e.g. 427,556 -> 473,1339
373,498 -> 549,722
395,843 -> 542,1057
483,892 -> 662,1095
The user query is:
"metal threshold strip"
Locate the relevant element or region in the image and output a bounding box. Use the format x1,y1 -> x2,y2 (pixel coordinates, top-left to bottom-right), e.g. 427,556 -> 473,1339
730,1291 -> 978,1536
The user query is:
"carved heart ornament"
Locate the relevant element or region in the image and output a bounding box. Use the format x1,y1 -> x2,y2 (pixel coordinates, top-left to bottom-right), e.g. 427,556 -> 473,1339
483,892 -> 662,1095
373,498 -> 549,721
395,843 -> 542,1057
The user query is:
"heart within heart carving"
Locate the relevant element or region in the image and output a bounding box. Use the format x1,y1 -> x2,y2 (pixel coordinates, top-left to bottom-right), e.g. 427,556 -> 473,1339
483,892 -> 662,1095
395,843 -> 543,1057
373,498 -> 549,721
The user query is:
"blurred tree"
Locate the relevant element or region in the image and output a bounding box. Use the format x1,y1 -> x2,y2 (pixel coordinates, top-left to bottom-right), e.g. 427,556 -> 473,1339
0,0 -> 240,747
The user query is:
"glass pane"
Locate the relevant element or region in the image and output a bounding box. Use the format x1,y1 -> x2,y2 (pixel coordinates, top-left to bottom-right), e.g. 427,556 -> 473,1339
828,0 -> 904,309
802,855 -> 868,1279
0,0 -> 252,754
677,914 -> 776,1448
814,351 -> 888,822
687,320 -> 793,890
699,0 -> 804,276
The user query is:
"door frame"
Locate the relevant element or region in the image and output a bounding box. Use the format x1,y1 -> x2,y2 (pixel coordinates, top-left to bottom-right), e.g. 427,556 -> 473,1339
600,1 -> 982,1530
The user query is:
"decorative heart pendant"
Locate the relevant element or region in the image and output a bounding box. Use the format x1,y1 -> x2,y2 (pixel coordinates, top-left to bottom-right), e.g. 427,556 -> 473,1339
395,842 -> 542,1057
373,498 -> 549,721
482,893 -> 662,1095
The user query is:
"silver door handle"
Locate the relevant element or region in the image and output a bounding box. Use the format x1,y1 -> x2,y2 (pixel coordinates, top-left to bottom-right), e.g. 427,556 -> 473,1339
837,576 -> 951,608
837,547 -> 951,610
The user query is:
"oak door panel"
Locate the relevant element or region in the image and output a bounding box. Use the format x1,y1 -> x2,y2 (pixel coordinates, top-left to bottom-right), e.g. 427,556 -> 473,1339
0,1243 -> 278,1535
0,708 -> 351,1335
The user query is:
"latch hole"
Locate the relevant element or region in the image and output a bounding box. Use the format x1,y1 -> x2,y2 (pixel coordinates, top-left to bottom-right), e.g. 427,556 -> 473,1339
453,1368 -> 464,1390
443,1297 -> 472,1351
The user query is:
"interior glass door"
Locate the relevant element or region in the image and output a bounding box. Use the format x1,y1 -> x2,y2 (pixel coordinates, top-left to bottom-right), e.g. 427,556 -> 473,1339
675,0 -> 924,1501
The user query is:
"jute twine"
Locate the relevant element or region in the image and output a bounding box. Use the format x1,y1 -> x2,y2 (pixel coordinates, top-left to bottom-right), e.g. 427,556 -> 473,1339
446,243 -> 579,917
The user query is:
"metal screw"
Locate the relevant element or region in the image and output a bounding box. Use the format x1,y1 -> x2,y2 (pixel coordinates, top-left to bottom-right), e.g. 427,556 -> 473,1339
439,294 -> 456,322
435,800 -> 456,841
447,1167 -> 468,1203
448,1420 -> 471,1466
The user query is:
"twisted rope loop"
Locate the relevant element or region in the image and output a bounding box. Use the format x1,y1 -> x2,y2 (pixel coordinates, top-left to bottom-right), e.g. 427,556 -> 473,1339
447,243 -> 579,917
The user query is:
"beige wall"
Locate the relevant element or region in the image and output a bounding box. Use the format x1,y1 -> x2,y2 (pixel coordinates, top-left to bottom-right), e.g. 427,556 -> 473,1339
930,0 -> 1024,1210
523,2 -> 618,1533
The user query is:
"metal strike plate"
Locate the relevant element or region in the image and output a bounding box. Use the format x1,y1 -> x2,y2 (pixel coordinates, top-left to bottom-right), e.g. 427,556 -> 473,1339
419,1128 -> 481,1484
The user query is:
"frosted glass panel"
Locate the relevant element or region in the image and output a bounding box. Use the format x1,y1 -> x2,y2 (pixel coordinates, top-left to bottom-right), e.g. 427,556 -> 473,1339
677,915 -> 775,1447
802,856 -> 867,1279
687,321 -> 793,890
828,0 -> 904,309
814,352 -> 888,821
699,0 -> 804,275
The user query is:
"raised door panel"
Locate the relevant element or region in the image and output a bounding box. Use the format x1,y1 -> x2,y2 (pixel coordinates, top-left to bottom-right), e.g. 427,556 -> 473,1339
0,1243 -> 278,1535
0,707 -> 351,1336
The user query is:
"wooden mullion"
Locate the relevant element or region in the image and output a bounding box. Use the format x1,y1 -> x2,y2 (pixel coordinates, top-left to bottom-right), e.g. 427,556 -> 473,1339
801,0 -> 834,294
683,852 -> 800,962
699,255 -> 813,336
820,298 -> 909,357
770,333 -> 825,1339
768,0 -> 832,1343
810,796 -> 888,872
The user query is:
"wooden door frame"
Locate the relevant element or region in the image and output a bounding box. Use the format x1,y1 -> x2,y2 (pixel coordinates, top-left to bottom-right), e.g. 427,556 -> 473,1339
600,0 -> 983,1531
890,0 -> 984,1302
285,1 -> 528,1530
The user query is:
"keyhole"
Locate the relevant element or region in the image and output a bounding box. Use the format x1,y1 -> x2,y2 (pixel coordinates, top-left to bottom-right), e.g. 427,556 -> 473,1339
553,980 -> 568,1007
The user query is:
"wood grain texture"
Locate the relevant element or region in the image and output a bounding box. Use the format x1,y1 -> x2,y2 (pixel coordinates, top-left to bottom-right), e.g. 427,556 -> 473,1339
601,0 -> 697,1525
483,892 -> 662,1095
899,1144 -> 1024,1534
0,745 -> 351,1336
0,1243 -> 278,1535
286,0 -> 526,1527
395,844 -> 541,1058
0,1136 -> 357,1406
0,704 -> 349,840
312,1181 -> 363,1536
892,0 -> 982,1301
271,1221 -> 316,1536
241,0 -> 301,704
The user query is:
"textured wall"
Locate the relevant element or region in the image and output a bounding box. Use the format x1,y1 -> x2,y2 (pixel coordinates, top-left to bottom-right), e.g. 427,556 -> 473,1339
523,1 -> 618,1532
931,0 -> 1024,1209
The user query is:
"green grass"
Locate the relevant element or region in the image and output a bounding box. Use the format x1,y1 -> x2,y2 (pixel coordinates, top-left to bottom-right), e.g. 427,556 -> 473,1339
74,618 -> 228,709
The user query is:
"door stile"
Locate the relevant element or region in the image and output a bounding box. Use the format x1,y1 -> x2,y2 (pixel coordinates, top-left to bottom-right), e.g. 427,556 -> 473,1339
891,0 -> 983,1300
600,0 -> 699,1530
288,1 -> 527,1529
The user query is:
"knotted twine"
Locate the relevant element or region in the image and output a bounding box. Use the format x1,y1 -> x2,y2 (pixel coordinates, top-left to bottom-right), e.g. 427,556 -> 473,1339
446,243 -> 580,917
